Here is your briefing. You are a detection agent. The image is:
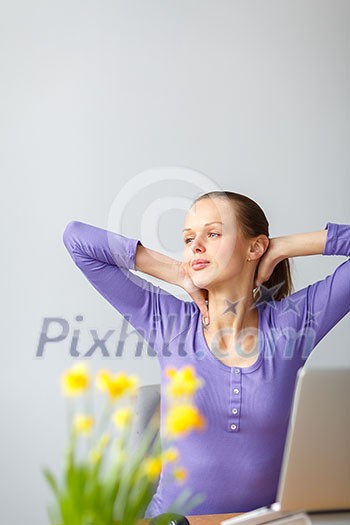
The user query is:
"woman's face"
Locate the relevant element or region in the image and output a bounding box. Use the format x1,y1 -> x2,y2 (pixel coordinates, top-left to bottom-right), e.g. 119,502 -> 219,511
182,198 -> 250,289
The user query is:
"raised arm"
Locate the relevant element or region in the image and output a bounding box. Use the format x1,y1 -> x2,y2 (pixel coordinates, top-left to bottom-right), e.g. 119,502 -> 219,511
62,220 -> 193,355
135,244 -> 181,285
268,222 -> 350,359
255,228 -> 328,287
135,244 -> 209,322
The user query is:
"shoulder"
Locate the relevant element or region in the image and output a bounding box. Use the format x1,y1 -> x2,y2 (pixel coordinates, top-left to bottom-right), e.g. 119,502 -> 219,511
153,287 -> 199,334
258,294 -> 302,330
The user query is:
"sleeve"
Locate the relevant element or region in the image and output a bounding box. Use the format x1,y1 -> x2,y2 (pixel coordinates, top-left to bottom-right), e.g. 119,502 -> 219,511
62,220 -> 191,356
273,222 -> 350,360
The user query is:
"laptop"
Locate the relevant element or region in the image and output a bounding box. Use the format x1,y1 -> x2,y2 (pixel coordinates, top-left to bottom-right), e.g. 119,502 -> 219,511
221,367 -> 350,525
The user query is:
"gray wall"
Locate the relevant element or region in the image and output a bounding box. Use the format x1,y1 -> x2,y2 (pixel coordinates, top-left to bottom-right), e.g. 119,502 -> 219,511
1,1 -> 349,524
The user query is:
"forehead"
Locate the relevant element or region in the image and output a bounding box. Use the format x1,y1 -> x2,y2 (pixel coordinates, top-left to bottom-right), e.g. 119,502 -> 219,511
184,198 -> 237,227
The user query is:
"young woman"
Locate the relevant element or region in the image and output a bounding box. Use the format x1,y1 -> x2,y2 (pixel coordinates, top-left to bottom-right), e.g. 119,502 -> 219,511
62,191 -> 350,518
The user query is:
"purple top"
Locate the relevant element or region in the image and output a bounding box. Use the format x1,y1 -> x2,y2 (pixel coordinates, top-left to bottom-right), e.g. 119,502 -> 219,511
62,221 -> 350,517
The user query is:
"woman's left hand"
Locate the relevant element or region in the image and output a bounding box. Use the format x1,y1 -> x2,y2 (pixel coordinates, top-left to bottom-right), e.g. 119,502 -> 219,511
178,262 -> 210,325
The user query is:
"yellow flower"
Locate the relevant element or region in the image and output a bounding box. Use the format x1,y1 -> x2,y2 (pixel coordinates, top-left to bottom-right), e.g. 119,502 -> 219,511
61,363 -> 90,396
73,414 -> 94,435
143,456 -> 162,481
96,369 -> 139,400
112,407 -> 133,429
165,404 -> 207,437
165,365 -> 204,398
95,369 -> 111,390
173,466 -> 188,484
162,447 -> 179,464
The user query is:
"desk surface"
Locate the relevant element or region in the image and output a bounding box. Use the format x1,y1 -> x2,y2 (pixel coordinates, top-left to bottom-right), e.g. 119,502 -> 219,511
139,513 -> 240,524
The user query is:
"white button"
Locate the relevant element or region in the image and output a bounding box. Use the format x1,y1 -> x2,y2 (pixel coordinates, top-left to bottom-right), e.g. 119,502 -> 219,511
234,368 -> 240,374
232,408 -> 238,414
233,388 -> 239,394
230,424 -> 237,430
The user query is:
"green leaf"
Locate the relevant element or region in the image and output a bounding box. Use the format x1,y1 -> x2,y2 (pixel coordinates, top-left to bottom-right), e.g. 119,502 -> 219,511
42,467 -> 60,500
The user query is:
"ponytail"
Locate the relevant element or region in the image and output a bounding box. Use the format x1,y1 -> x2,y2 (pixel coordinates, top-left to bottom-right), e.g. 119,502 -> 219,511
253,258 -> 294,302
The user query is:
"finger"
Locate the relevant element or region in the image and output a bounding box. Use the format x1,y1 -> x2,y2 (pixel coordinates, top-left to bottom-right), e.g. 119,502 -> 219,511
200,304 -> 209,323
200,304 -> 209,322
255,278 -> 263,288
203,300 -> 210,325
201,304 -> 210,326
195,298 -> 210,325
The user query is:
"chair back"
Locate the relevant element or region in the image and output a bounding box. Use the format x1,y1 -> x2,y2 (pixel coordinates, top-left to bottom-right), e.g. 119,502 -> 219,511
128,383 -> 161,455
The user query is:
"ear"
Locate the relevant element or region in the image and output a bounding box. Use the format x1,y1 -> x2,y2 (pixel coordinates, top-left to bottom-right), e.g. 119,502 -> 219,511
248,235 -> 269,261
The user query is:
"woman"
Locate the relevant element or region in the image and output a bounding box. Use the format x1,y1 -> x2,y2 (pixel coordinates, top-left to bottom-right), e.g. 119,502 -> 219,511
62,191 -> 350,518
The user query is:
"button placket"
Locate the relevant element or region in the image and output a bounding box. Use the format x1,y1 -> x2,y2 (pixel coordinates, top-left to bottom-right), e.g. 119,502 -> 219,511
229,367 -> 242,432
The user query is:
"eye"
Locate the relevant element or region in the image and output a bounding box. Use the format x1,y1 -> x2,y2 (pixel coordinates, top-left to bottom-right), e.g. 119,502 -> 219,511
184,232 -> 220,244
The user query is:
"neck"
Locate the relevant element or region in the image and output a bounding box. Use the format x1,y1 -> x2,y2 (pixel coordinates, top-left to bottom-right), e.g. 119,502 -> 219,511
205,287 -> 257,334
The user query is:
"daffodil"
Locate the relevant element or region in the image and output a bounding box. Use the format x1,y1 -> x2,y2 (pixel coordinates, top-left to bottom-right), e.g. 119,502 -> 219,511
165,403 -> 206,437
61,363 -> 90,396
95,369 -> 111,391
165,365 -> 204,398
173,466 -> 188,484
112,407 -> 133,429
44,366 -> 207,524
96,369 -> 139,400
143,456 -> 162,482
162,446 -> 179,464
73,414 -> 94,435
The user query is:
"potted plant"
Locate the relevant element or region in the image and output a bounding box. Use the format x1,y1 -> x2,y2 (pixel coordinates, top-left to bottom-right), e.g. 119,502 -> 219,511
42,362 -> 207,525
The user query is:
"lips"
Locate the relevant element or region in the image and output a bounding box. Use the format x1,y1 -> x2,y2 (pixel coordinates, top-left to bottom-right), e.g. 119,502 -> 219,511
192,259 -> 210,270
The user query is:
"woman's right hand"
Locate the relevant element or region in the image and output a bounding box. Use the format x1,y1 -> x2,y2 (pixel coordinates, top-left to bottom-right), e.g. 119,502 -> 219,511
178,262 -> 210,325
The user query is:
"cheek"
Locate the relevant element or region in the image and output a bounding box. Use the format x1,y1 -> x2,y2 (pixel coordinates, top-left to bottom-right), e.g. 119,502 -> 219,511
216,241 -> 245,272
216,242 -> 238,266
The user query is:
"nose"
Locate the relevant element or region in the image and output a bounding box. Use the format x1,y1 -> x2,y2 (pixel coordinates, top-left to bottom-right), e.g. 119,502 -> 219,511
191,236 -> 206,253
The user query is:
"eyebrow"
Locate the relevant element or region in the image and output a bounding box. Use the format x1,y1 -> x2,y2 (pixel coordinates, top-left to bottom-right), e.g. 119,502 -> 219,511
183,221 -> 224,232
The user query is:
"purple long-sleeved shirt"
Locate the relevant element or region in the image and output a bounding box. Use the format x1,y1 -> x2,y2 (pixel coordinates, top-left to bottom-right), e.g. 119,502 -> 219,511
62,221 -> 350,518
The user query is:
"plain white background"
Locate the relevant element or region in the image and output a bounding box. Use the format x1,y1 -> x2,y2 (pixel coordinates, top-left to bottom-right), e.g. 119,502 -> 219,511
1,1 -> 349,524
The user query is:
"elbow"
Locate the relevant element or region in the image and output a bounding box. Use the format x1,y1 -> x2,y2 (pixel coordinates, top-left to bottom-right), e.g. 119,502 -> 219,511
62,220 -> 83,253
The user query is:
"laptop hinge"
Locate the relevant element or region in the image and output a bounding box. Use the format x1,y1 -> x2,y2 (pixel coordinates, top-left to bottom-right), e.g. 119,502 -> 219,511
270,502 -> 281,512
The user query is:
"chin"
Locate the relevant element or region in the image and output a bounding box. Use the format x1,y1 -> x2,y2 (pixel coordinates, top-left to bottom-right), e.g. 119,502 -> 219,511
191,274 -> 214,289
